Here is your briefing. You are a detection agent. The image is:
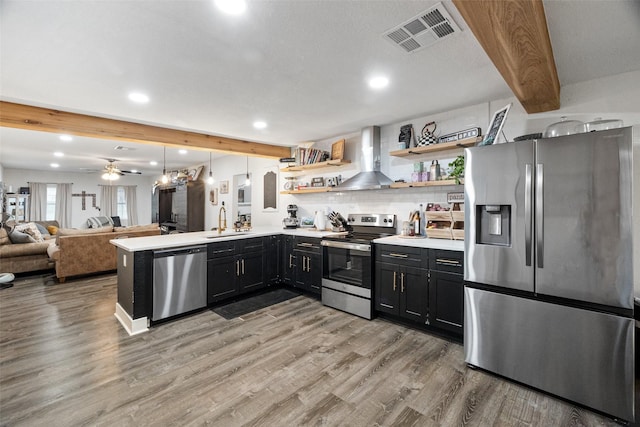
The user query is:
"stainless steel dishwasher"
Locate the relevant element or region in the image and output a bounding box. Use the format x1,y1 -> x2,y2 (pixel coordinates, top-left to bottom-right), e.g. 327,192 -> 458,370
152,245 -> 207,321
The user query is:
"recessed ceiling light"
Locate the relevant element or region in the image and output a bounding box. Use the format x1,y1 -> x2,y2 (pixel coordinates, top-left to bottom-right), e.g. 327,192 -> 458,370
253,121 -> 267,129
128,92 -> 150,103
53,151 -> 64,157
368,76 -> 389,90
149,161 -> 158,166
179,149 -> 188,155
214,0 -> 246,15
59,135 -> 73,142
50,163 -> 60,168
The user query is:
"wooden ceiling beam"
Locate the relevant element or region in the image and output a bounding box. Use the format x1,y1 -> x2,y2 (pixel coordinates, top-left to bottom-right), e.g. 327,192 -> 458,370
0,101 -> 291,159
452,0 -> 560,113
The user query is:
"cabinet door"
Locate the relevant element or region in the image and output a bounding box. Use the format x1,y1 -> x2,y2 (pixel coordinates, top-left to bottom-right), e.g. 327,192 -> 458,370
238,251 -> 264,292
172,186 -> 188,231
375,262 -> 399,315
281,236 -> 296,286
400,266 -> 428,323
264,236 -> 280,285
294,251 -> 309,291
306,253 -> 322,295
429,270 -> 464,335
208,256 -> 238,304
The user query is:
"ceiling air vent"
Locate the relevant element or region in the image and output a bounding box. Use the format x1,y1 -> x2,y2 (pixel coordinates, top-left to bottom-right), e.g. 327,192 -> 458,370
383,2 -> 460,53
114,145 -> 135,151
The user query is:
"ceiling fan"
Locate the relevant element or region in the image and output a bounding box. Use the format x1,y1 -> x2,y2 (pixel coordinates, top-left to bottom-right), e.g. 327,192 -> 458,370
101,159 -> 142,180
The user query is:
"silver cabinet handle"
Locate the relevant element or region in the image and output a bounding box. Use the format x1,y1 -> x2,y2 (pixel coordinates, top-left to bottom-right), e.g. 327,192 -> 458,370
306,256 -> 310,272
393,271 -> 397,291
289,254 -> 293,268
536,163 -> 544,268
401,272 -> 405,293
236,260 -> 240,276
298,242 -> 314,248
242,258 -> 245,275
525,163 -> 533,267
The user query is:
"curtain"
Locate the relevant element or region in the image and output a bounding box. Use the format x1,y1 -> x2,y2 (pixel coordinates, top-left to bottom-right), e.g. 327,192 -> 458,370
28,182 -> 48,221
124,185 -> 138,226
100,185 -> 118,217
55,183 -> 72,228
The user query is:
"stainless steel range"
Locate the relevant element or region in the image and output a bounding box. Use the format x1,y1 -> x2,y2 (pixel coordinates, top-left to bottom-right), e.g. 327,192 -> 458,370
321,213 -> 396,319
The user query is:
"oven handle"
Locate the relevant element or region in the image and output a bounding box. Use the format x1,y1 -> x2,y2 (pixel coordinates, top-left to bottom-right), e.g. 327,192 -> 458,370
321,240 -> 371,252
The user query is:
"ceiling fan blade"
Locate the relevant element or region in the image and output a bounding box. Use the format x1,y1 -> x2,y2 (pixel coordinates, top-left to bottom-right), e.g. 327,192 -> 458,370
120,170 -> 142,175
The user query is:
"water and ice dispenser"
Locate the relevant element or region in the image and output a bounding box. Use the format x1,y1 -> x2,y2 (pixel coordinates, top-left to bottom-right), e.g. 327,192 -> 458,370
476,205 -> 511,246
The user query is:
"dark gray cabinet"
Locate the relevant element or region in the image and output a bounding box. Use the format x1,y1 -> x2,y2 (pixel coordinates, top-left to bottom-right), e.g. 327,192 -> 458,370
293,237 -> 322,295
207,237 -> 265,304
428,250 -> 464,335
374,244 -> 464,337
375,245 -> 429,324
281,235 -> 296,286
152,181 -> 204,232
264,235 -> 281,285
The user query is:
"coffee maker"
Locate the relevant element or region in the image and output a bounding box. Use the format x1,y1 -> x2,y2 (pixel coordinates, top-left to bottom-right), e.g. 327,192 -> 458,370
282,204 -> 299,229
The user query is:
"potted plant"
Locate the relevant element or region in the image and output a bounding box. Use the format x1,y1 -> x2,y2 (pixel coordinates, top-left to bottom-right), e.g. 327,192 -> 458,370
449,155 -> 465,184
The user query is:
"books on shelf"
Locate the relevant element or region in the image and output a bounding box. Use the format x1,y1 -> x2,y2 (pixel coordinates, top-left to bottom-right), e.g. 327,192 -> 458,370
294,147 -> 329,166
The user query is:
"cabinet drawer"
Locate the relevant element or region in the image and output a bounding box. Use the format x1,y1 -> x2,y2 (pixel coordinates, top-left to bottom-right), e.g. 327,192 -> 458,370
207,241 -> 235,258
375,244 -> 425,268
237,237 -> 264,253
429,249 -> 464,274
294,237 -> 322,254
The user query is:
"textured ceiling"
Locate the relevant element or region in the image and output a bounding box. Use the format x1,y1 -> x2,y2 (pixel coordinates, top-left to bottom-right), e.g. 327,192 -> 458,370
1,0 -> 639,174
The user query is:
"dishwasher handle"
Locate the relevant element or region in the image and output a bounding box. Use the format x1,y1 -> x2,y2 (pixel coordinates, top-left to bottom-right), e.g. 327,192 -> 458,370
153,245 -> 207,258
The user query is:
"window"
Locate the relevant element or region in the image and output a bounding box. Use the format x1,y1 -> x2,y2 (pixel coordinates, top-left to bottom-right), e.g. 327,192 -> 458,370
46,185 -> 56,220
116,187 -> 128,221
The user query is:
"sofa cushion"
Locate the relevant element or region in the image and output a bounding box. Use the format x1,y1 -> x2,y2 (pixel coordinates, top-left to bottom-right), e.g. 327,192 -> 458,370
15,223 -> 45,243
87,216 -> 113,228
56,225 -> 113,245
8,228 -> 36,244
0,241 -> 51,257
0,228 -> 9,245
114,223 -> 160,233
47,225 -> 59,235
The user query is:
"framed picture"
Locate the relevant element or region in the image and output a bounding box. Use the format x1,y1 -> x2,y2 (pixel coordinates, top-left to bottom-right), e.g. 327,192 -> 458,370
480,103 -> 512,146
331,139 -> 345,160
220,180 -> 229,194
209,188 -> 218,205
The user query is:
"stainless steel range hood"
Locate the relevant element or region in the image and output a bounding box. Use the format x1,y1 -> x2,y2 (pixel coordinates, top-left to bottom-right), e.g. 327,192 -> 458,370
335,126 -> 393,191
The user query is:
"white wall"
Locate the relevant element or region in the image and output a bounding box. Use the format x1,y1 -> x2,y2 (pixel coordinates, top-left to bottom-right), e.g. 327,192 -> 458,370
3,70 -> 638,232
2,168 -> 154,228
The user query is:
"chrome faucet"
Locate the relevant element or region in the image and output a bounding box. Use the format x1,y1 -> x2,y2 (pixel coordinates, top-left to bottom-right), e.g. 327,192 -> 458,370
218,201 -> 227,234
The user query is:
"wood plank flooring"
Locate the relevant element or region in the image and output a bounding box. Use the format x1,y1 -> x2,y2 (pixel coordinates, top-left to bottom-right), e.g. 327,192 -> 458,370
0,273 -> 626,426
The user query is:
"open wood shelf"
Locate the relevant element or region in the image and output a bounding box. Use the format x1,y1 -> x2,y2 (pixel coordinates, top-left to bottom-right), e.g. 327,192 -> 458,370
280,159 -> 351,172
389,137 -> 481,158
389,179 -> 463,188
280,187 -> 332,194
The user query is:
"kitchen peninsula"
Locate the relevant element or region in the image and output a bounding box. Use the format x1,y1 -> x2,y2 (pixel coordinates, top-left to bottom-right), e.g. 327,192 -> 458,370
111,228 -> 464,336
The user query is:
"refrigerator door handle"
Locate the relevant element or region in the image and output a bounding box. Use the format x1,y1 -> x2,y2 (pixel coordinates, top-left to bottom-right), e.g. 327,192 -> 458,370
525,164 -> 532,266
536,163 -> 544,268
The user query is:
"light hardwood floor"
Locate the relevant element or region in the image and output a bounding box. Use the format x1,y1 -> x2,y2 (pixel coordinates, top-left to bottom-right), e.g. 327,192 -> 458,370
0,273 -> 626,426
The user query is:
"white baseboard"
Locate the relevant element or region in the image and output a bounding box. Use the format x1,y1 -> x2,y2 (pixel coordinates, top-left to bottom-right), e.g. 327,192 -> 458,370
114,303 -> 149,336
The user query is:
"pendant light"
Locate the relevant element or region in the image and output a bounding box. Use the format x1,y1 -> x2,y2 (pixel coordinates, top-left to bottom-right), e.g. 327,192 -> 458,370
207,152 -> 215,185
161,146 -> 169,184
244,156 -> 251,186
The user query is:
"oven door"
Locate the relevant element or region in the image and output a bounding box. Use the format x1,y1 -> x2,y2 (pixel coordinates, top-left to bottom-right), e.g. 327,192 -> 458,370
321,240 -> 371,289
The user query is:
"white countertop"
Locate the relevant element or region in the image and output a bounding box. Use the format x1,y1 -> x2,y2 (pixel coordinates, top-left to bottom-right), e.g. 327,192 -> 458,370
374,235 -> 464,251
110,227 -> 344,252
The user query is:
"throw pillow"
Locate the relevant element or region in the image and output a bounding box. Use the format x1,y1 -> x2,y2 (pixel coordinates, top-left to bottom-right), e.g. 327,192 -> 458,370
34,222 -> 51,238
8,229 -> 36,244
47,225 -> 59,235
15,223 -> 44,242
87,216 -> 113,229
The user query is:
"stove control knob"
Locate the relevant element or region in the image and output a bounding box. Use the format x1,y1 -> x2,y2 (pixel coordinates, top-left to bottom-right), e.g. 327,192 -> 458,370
383,218 -> 388,223
349,217 -> 354,222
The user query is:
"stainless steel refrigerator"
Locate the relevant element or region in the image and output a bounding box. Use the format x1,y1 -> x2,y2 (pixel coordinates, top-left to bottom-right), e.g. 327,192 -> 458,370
464,126 -> 637,422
